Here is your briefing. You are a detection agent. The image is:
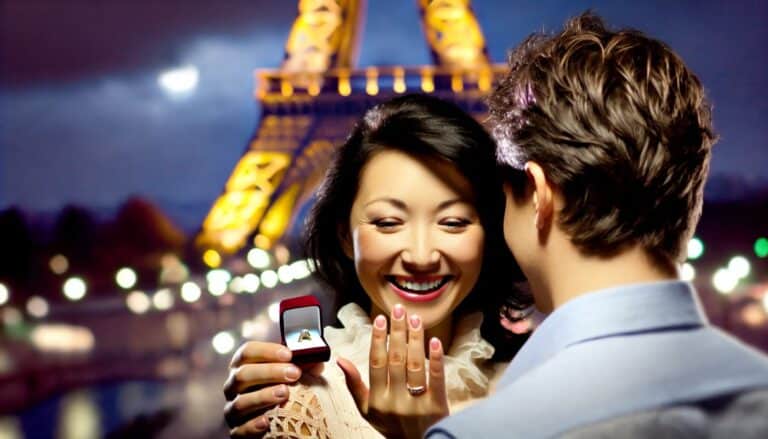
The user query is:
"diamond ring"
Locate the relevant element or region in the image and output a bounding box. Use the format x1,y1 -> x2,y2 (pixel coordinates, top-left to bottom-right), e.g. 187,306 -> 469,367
298,329 -> 313,342
406,384 -> 426,396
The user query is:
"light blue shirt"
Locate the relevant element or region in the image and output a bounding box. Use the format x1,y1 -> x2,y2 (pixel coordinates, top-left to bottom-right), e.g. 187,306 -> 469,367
428,281 -> 768,438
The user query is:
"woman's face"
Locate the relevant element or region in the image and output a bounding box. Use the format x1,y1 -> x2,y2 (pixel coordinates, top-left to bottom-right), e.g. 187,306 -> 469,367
347,149 -> 485,330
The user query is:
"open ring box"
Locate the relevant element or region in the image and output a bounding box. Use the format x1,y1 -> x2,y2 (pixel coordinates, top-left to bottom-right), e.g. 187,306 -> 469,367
279,295 -> 331,364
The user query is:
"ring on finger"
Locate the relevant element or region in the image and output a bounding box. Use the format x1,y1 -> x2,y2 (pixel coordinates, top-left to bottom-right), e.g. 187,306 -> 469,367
406,384 -> 426,396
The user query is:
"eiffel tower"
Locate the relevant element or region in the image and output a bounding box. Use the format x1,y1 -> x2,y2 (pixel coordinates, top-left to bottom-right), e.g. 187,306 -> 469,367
196,0 -> 506,261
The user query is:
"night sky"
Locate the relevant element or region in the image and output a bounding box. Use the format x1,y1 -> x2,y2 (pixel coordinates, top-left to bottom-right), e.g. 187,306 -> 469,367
2,0 -> 767,231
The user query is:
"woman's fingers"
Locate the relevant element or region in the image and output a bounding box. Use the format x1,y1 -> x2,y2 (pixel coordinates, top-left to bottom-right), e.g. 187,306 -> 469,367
406,314 -> 427,393
337,357 -> 369,412
223,363 -> 302,400
224,384 -> 289,429
427,337 -> 448,409
229,414 -> 270,438
230,341 -> 292,368
388,304 -> 408,393
369,314 -> 389,402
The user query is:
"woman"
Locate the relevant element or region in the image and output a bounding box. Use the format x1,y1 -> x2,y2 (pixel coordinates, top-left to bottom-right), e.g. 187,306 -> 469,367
223,94 -> 533,438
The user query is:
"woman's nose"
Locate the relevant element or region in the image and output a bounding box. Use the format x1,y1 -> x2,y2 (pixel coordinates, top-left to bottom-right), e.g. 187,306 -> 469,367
400,231 -> 440,270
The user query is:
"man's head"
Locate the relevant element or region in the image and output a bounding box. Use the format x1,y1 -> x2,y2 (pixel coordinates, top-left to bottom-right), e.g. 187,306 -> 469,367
490,13 -> 716,273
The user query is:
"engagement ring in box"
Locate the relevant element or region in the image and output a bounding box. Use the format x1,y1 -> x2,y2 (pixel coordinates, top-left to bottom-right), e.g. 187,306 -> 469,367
279,295 -> 331,364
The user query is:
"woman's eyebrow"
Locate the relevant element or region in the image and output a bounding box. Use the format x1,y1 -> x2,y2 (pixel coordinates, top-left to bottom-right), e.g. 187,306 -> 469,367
363,197 -> 407,210
436,198 -> 470,211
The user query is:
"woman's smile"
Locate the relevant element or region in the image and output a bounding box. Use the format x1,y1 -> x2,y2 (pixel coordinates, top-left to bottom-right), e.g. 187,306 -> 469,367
385,275 -> 455,303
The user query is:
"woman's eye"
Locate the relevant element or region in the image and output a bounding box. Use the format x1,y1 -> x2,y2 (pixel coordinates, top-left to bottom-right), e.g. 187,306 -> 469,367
372,218 -> 401,229
440,218 -> 472,229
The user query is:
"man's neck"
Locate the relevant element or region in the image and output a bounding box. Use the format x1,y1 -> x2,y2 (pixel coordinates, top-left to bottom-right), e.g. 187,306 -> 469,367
533,243 -> 677,314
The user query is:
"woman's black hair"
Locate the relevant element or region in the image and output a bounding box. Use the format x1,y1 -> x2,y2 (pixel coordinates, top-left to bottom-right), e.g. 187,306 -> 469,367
304,94 -> 532,360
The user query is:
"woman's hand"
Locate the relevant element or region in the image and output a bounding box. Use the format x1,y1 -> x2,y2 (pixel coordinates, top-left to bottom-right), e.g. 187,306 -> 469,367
338,304 -> 449,439
222,341 -> 322,438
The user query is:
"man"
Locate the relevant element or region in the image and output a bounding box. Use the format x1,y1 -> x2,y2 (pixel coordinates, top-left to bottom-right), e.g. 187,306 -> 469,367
426,13 -> 768,438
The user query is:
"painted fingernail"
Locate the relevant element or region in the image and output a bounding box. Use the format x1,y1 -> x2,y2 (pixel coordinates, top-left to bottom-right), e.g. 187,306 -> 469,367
409,314 -> 421,329
430,337 -> 441,351
277,347 -> 291,362
374,315 -> 386,329
255,416 -> 268,429
273,384 -> 287,398
393,304 -> 405,319
284,366 -> 300,380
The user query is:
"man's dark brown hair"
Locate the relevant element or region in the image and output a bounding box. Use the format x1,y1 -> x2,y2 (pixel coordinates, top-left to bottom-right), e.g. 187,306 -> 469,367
489,12 -> 717,265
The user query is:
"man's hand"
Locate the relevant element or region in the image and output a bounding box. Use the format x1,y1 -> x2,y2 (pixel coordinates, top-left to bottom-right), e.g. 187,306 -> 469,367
222,341 -> 322,437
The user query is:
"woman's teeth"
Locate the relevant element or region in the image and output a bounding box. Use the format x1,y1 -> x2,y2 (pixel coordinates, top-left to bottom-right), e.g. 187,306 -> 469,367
391,276 -> 449,293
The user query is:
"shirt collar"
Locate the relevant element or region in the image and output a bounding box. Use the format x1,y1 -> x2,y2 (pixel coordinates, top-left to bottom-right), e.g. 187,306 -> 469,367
499,280 -> 708,387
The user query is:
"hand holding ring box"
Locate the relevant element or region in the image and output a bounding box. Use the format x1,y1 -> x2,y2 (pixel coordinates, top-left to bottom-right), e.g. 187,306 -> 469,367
279,295 -> 331,364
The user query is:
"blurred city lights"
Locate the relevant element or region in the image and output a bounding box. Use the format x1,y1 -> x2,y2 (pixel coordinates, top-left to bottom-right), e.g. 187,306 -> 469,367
63,277 -> 87,301
30,324 -> 95,353
712,268 -> 738,295
740,303 -> 766,327
58,390 -> 102,439
247,248 -> 271,269
755,237 -> 768,258
268,302 -> 280,323
160,253 -> 190,283
152,289 -> 174,311
208,282 -> 227,297
158,65 -> 199,95
242,273 -> 260,293
0,283 -> 8,306
687,237 -> 704,260
763,292 -> 768,313
26,296 -> 49,319
3,307 -> 22,326
180,282 -> 202,303
727,256 -> 751,279
0,417 -> 22,439
680,263 -> 696,282
203,249 -> 222,268
212,331 -> 236,354
277,265 -> 293,284
274,244 -> 290,265
115,267 -> 138,289
261,270 -> 279,289
126,291 -> 151,314
206,269 -> 231,285
229,276 -> 245,293
290,260 -> 312,280
49,254 -> 69,274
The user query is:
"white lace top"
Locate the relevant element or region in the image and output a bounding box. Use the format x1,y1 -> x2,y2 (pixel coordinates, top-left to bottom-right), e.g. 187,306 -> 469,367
264,303 -> 506,438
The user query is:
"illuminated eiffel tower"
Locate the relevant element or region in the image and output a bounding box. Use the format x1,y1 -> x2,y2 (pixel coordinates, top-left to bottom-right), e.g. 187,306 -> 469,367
196,0 -> 506,261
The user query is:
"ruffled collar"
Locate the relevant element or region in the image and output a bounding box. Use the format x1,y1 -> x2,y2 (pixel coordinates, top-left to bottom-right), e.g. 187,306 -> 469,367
324,303 -> 496,403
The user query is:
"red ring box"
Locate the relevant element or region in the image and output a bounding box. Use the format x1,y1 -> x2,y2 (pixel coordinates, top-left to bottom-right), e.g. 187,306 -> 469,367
279,295 -> 331,364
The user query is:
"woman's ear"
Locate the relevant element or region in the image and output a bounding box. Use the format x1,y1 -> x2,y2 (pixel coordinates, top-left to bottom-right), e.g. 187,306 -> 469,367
524,161 -> 554,230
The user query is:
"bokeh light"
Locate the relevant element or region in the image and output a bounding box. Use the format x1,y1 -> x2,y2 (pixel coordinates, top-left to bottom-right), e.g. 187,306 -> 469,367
261,270 -> 278,288
212,331 -> 236,354
277,265 -> 293,284
63,277 -> 87,301
49,254 -> 69,274
247,248 -> 271,269
268,302 -> 280,323
202,249 -> 222,268
680,262 -> 696,281
687,237 -> 704,260
152,289 -> 174,311
0,283 -> 8,306
115,267 -> 138,289
180,282 -> 202,303
755,237 -> 768,258
727,256 -> 751,279
26,296 -> 49,319
242,274 -> 260,293
126,291 -> 151,314
712,268 -> 738,295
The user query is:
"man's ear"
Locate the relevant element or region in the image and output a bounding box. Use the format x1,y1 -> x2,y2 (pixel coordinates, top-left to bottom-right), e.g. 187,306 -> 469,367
524,161 -> 553,230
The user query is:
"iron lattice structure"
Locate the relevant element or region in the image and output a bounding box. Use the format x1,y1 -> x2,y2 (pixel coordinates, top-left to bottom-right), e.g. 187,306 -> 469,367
197,0 -> 507,257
